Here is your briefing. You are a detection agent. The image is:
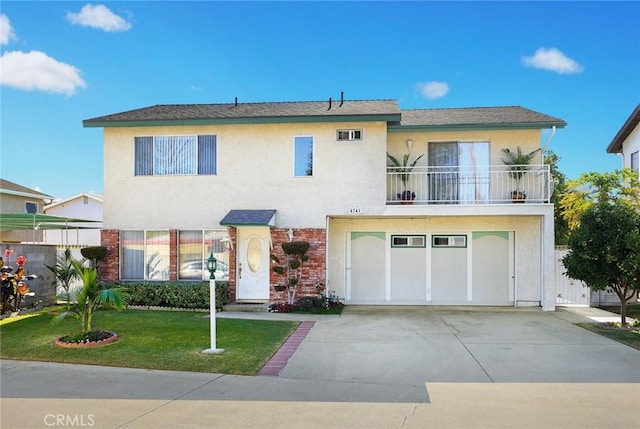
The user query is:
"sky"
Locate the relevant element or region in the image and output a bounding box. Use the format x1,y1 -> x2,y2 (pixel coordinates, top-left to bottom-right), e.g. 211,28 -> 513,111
1,1 -> 639,201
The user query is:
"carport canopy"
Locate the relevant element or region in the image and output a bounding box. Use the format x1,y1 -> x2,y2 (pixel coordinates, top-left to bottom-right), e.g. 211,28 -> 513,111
0,213 -> 101,231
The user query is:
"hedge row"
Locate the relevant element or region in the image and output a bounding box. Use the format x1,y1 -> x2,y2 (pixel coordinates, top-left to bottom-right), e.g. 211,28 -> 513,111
102,281 -> 230,310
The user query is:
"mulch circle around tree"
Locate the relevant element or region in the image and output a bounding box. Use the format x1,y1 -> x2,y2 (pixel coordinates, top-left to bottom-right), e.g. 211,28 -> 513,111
55,330 -> 118,348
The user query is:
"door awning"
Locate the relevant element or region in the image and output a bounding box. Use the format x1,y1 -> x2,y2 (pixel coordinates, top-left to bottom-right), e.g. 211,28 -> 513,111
220,210 -> 276,227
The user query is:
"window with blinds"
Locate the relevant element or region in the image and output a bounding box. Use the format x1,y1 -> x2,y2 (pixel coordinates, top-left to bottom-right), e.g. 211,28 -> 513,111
134,135 -> 216,176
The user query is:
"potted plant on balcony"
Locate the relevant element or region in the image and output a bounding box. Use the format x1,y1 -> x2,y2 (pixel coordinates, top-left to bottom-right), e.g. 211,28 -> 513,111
387,152 -> 424,204
501,146 -> 540,203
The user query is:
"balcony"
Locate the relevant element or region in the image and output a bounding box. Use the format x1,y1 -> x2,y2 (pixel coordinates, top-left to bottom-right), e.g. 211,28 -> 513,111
387,164 -> 551,205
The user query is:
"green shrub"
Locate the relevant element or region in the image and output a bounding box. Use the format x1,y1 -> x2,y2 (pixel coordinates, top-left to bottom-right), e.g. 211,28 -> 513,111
103,281 -> 230,310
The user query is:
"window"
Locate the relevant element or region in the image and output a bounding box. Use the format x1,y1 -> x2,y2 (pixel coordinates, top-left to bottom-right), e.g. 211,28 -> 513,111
337,129 -> 362,141
428,141 -> 490,203
432,235 -> 467,248
294,136 -> 313,176
134,135 -> 216,176
391,235 -> 426,248
121,230 -> 170,280
631,151 -> 639,174
25,201 -> 37,214
178,230 -> 229,281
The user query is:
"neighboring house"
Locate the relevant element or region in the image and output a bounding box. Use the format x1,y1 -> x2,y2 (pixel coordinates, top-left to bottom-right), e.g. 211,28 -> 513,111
601,103 -> 640,305
606,103 -> 640,176
43,193 -> 103,246
0,178 -> 54,243
84,98 -> 565,310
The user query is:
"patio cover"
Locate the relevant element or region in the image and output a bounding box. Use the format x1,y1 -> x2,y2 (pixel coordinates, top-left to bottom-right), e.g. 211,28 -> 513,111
0,213 -> 101,231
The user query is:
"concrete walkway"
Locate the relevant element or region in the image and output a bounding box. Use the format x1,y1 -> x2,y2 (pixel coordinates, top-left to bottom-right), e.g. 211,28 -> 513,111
2,306 -> 639,428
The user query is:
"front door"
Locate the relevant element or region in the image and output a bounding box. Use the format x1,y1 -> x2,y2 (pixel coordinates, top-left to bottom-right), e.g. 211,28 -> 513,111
236,227 -> 271,301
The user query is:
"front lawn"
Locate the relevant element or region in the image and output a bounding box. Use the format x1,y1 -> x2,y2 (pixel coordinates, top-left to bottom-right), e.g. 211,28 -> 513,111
0,309 -> 298,375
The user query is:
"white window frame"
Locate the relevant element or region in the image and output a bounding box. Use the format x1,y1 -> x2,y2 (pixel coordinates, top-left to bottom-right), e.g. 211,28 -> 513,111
25,201 -> 38,214
337,129 -> 363,141
294,135 -> 314,177
432,235 -> 467,248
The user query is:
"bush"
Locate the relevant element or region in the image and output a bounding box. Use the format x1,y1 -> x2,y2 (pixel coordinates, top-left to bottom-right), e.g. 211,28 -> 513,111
104,281 -> 230,310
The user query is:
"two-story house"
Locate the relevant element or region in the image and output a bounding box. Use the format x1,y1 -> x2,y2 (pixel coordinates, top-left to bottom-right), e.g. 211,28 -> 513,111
43,193 -> 103,246
84,98 -> 565,311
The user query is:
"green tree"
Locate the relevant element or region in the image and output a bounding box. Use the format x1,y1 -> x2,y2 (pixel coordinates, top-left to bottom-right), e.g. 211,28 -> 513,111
44,248 -> 80,308
51,261 -> 128,334
544,150 -> 569,245
562,201 -> 640,325
560,169 -> 640,231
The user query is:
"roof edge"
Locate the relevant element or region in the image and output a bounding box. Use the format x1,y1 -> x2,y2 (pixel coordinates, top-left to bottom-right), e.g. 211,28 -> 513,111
606,104 -> 640,154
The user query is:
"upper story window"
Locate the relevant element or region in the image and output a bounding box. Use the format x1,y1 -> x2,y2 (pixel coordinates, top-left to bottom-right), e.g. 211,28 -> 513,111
134,135 -> 216,176
631,151 -> 639,174
337,129 -> 362,141
294,136 -> 313,176
25,201 -> 37,214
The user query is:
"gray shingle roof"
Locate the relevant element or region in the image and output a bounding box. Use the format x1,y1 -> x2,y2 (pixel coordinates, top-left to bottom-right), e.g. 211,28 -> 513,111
84,100 -> 401,125
220,210 -> 277,226
0,178 -> 53,199
398,106 -> 566,128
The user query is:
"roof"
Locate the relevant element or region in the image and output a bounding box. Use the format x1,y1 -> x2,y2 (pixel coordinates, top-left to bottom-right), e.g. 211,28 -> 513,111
83,99 -> 402,127
606,104 -> 640,154
0,213 -> 101,231
45,193 -> 103,211
391,106 -> 567,131
0,178 -> 54,200
220,210 -> 277,226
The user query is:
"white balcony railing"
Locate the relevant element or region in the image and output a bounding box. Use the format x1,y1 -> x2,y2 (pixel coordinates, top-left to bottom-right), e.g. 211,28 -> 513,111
387,164 -> 551,205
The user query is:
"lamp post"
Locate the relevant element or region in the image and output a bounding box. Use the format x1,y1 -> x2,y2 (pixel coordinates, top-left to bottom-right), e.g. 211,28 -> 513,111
202,250 -> 224,354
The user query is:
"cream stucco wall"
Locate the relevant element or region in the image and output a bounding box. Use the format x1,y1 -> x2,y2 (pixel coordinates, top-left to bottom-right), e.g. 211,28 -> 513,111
103,121 -> 388,230
386,129 -> 544,167
327,215 -> 549,307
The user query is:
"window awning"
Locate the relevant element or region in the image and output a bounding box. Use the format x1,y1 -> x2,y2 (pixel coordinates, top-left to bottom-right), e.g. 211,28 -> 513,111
0,213 -> 101,231
220,210 -> 276,227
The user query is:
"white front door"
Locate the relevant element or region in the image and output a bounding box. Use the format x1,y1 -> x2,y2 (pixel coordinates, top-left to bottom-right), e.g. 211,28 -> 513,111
236,227 -> 271,301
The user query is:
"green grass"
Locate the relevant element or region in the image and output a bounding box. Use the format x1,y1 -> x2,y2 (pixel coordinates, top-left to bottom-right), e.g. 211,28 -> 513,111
577,323 -> 640,351
597,304 -> 640,319
0,309 -> 298,375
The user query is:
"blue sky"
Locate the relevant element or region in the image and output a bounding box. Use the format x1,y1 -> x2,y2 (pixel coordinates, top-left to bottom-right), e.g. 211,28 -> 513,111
1,1 -> 639,200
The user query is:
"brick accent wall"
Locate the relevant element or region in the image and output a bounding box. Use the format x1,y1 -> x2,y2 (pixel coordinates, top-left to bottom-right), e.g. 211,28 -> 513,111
227,227 -> 237,302
100,229 -> 120,283
269,228 -> 326,302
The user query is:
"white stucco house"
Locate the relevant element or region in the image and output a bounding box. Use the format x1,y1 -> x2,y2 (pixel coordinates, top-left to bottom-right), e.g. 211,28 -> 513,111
43,193 -> 103,246
84,97 -> 566,310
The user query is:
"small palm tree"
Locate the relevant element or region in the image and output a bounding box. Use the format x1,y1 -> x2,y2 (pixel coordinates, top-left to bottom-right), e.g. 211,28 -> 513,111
44,248 -> 80,308
51,260 -> 128,334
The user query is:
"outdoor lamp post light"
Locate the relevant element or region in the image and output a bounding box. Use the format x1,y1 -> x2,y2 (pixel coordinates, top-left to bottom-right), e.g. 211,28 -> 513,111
202,250 -> 224,354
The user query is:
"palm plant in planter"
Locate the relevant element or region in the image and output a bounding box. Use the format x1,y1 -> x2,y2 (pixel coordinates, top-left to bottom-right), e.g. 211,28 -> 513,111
387,152 -> 424,204
501,147 -> 540,203
51,260 -> 128,346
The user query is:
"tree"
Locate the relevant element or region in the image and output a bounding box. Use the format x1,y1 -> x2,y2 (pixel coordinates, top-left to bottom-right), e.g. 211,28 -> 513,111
544,150 -> 569,245
271,241 -> 310,305
560,169 -> 640,231
51,261 -> 128,334
562,201 -> 640,325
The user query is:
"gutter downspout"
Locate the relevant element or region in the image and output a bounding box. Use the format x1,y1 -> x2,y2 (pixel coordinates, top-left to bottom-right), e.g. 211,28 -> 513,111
541,126 -> 557,154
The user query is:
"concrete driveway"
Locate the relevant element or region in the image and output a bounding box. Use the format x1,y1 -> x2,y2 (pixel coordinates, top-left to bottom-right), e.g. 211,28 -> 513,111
279,306 -> 640,391
2,306 -> 639,428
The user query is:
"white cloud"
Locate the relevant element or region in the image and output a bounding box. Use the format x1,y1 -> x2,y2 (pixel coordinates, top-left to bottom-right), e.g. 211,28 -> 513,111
0,50 -> 87,96
415,81 -> 449,99
66,4 -> 132,32
0,14 -> 17,45
522,47 -> 583,74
